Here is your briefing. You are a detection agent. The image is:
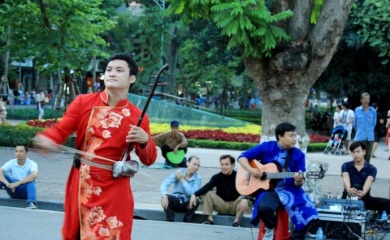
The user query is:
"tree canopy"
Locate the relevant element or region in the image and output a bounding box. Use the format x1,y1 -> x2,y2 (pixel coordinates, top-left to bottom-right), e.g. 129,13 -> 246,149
0,0 -> 116,76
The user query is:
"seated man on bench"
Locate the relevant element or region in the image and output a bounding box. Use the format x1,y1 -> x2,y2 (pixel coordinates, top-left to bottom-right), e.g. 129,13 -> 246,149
341,141 -> 390,217
153,120 -> 188,167
189,154 -> 249,227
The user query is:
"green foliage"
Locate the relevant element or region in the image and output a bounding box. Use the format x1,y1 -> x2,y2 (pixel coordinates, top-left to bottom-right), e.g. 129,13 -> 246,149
0,123 -> 74,148
6,108 -> 65,120
0,0 -> 115,75
0,124 -> 42,147
188,139 -> 326,152
105,7 -> 170,91
188,139 -> 257,150
315,0 -> 390,108
351,0 -> 390,64
311,0 -> 325,24
307,142 -> 328,152
222,109 -> 262,125
167,0 -> 293,58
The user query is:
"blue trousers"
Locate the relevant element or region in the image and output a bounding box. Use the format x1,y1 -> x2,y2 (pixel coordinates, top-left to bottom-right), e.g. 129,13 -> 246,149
0,174 -> 37,204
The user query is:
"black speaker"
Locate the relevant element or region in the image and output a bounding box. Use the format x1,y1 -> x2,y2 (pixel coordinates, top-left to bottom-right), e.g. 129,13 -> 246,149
308,220 -> 363,239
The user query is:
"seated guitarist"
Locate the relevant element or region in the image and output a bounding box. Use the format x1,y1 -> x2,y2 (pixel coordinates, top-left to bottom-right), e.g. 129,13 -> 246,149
237,122 -> 319,240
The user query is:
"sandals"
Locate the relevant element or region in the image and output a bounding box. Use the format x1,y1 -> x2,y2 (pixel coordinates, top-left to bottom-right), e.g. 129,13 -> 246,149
232,222 -> 241,227
202,220 -> 214,225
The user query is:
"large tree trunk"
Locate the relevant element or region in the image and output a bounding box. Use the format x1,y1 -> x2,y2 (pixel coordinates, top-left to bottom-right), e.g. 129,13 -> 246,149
244,0 -> 354,142
1,27 -> 11,96
244,0 -> 354,202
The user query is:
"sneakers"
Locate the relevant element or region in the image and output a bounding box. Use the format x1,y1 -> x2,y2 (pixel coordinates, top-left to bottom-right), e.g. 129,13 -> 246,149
26,202 -> 37,209
263,227 -> 274,240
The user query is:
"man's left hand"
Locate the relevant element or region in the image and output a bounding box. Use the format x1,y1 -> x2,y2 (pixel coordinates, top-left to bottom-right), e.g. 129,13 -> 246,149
8,182 -> 20,192
176,171 -> 185,182
356,190 -> 366,199
294,171 -> 303,182
126,125 -> 149,144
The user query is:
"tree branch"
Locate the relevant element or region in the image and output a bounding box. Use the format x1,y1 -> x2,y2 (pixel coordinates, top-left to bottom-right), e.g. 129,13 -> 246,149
38,0 -> 51,29
289,0 -> 313,40
308,0 -> 354,84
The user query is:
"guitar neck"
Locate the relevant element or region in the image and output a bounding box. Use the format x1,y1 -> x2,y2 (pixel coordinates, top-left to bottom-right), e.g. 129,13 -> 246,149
266,172 -> 301,179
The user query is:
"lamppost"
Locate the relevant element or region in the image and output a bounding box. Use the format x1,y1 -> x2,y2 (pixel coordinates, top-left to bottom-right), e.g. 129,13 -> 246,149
152,0 -> 165,66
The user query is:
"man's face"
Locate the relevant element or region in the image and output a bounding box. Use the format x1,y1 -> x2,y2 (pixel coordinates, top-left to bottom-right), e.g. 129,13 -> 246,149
351,146 -> 365,162
220,158 -> 234,175
278,131 -> 297,149
186,158 -> 200,174
170,126 -> 179,133
104,60 -> 135,90
360,96 -> 370,107
15,146 -> 27,161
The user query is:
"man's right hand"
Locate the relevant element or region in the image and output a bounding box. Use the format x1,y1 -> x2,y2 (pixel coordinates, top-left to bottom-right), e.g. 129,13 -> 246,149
347,187 -> 359,196
249,168 -> 263,178
173,146 -> 179,154
32,135 -> 58,154
161,195 -> 169,209
189,194 -> 197,209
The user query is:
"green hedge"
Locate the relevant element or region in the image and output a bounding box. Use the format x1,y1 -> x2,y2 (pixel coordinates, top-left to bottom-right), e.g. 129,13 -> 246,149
0,124 -> 74,148
5,108 -> 65,120
0,123 -> 328,152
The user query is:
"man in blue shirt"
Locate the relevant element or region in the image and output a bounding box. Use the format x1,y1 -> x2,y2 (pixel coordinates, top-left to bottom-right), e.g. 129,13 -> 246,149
160,156 -> 202,222
0,144 -> 38,209
341,141 -> 390,215
238,122 -> 319,240
353,92 -> 376,162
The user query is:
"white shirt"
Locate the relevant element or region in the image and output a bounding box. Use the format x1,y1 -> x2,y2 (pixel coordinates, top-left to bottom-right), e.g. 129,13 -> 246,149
1,158 -> 38,181
333,111 -> 342,128
340,109 -> 355,130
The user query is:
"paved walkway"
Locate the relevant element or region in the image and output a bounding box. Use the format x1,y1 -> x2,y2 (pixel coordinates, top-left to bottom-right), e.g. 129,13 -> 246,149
1,142 -> 389,207
1,118 -> 390,226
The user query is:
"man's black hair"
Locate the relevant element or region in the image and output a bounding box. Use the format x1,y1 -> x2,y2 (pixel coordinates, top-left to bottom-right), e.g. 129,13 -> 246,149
275,122 -> 296,141
349,141 -> 366,152
220,154 -> 235,165
188,156 -> 199,163
107,52 -> 138,77
15,144 -> 29,152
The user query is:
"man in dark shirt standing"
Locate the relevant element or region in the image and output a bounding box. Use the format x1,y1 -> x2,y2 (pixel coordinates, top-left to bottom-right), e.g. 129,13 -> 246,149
371,103 -> 385,158
341,141 -> 390,214
189,154 -> 249,226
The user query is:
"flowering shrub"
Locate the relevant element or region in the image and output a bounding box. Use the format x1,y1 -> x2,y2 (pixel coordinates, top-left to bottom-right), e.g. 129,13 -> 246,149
184,129 -> 260,143
150,123 -> 261,135
25,120 -> 329,143
309,134 -> 330,143
26,119 -> 61,128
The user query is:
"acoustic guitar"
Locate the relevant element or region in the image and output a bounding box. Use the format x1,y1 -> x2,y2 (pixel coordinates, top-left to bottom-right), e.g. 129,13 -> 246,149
236,161 -> 323,196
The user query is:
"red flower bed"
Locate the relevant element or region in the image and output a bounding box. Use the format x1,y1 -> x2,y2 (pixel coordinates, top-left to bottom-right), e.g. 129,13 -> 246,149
183,130 -> 329,143
26,119 -> 58,128
184,130 -> 260,143
309,134 -> 329,143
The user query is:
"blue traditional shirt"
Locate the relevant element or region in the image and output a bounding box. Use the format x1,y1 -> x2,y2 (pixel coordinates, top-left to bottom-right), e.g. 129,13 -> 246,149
353,106 -> 376,141
238,141 -> 318,231
160,168 -> 202,201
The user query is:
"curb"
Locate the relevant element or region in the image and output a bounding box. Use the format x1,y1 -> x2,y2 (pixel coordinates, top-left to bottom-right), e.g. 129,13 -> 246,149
0,197 -> 253,228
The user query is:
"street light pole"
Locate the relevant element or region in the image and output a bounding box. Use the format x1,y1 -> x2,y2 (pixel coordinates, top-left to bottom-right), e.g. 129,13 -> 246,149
153,0 -> 165,66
